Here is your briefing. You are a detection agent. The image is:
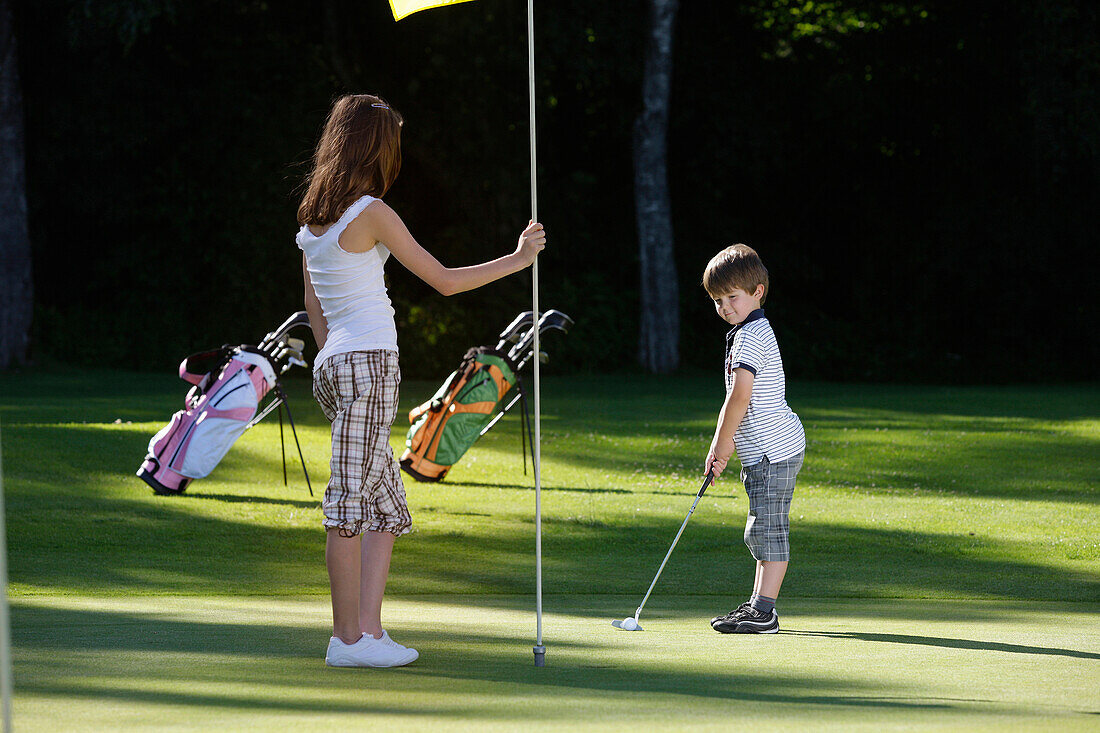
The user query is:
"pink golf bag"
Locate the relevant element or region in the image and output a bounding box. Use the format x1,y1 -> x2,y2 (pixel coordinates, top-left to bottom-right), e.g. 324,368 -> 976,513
137,312 -> 312,496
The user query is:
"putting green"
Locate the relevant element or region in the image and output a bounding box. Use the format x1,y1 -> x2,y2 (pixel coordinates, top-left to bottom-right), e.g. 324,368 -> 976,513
3,373 -> 1098,729
10,594 -> 1099,731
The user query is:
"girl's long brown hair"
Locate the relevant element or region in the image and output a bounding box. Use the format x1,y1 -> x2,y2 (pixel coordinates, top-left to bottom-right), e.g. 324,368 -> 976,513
297,94 -> 404,226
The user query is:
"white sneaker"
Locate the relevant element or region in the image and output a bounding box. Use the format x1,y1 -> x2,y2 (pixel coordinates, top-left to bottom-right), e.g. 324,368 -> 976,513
325,631 -> 419,668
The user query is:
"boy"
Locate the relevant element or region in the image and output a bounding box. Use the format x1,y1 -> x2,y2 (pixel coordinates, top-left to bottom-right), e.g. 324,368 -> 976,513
702,244 -> 805,634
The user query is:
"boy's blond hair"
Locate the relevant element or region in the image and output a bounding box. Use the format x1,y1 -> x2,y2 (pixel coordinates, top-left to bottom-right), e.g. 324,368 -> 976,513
702,244 -> 769,303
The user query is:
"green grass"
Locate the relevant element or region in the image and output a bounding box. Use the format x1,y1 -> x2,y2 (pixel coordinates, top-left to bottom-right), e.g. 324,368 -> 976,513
1,368 -> 1098,730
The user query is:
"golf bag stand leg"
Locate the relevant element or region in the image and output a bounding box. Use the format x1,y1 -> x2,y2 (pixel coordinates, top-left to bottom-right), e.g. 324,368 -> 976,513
276,385 -> 313,497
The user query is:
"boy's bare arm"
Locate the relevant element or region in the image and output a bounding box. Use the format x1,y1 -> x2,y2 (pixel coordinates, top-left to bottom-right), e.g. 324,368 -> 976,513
705,368 -> 755,478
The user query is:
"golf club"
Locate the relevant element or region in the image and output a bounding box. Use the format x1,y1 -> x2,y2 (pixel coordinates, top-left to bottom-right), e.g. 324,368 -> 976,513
612,471 -> 715,632
259,311 -> 311,354
477,314 -> 571,436
495,311 -> 535,350
510,309 -> 573,369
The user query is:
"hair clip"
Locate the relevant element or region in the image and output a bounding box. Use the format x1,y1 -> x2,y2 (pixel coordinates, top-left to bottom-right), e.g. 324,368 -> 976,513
371,103 -> 390,109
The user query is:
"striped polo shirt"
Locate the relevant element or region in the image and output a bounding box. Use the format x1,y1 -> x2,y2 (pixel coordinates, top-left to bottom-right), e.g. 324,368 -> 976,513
725,309 -> 806,467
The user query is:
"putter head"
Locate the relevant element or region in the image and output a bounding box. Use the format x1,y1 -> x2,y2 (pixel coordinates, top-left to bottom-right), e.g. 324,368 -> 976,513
610,617 -> 643,631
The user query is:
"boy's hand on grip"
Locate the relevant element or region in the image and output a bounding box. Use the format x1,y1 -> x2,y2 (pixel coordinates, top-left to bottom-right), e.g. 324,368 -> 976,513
705,438 -> 734,479
515,220 -> 546,266
704,450 -> 729,479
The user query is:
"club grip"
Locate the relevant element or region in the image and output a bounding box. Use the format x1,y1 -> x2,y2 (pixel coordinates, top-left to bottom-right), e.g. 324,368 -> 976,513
697,471 -> 714,497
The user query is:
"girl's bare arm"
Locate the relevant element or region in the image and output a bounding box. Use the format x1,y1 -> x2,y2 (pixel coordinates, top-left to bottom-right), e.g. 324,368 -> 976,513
302,254 -> 328,349
351,201 -> 545,296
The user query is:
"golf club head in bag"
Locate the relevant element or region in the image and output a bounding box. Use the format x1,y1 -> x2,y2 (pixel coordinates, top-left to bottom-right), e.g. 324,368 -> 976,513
259,311 -> 311,353
495,311 -> 535,350
509,309 -> 574,370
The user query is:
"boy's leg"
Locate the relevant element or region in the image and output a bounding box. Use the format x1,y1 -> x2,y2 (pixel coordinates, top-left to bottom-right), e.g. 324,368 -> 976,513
713,463 -> 769,627
743,559 -> 781,609
711,562 -> 763,626
752,560 -> 765,597
758,560 -> 787,599
359,530 -> 396,638
749,560 -> 787,615
714,454 -> 801,633
748,455 -> 799,617
327,529 -> 363,644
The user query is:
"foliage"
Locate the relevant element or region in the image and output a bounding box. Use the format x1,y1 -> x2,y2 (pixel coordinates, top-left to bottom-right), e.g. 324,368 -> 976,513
11,0 -> 1100,380
743,0 -> 930,57
66,0 -> 177,48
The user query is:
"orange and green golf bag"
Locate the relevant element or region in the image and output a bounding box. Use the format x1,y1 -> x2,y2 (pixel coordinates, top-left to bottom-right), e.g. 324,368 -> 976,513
400,309 -> 573,482
399,346 -> 528,482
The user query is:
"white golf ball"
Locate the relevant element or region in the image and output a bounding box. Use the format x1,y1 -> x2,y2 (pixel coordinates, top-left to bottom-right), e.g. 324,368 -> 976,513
621,617 -> 638,630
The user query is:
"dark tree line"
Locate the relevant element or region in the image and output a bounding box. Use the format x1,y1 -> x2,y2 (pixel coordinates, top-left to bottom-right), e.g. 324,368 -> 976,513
0,0 -> 31,369
5,0 -> 1098,382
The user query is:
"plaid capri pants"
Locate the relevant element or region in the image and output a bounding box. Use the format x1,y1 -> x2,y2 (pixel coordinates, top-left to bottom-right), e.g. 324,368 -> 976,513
312,350 -> 412,537
741,452 -> 804,561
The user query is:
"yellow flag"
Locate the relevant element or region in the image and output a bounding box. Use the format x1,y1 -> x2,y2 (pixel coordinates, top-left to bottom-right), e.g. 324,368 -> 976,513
389,0 -> 477,21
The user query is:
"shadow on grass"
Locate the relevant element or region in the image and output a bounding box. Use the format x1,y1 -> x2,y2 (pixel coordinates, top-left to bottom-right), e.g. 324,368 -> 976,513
6,373 -> 1096,507
463,381 -> 1100,505
443,479 -> 631,495
0,369 -> 327,427
3,376 -> 1097,602
6,470 -> 1099,602
187,492 -> 319,509
781,630 -> 1100,661
11,603 -> 955,713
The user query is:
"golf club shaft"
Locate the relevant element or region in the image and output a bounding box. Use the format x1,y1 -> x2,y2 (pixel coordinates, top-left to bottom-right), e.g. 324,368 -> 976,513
634,473 -> 714,619
249,395 -> 285,428
480,391 -> 523,436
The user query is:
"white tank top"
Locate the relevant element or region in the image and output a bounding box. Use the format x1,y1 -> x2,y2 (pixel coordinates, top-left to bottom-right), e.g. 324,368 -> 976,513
297,195 -> 398,370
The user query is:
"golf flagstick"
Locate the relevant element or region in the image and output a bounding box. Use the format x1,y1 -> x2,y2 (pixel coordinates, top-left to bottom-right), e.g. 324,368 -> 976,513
528,0 -> 546,669
0,425 -> 12,732
390,0 -> 545,667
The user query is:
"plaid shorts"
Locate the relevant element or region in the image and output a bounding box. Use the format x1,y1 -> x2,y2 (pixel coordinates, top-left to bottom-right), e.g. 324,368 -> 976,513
741,452 -> 804,561
312,350 -> 412,537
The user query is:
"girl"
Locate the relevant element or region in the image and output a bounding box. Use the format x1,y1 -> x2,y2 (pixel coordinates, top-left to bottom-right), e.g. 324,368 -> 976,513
297,94 -> 546,667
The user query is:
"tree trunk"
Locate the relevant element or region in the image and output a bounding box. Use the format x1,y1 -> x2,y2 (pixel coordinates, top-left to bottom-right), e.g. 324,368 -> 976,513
1018,0 -> 1100,189
0,0 -> 32,369
633,0 -> 679,374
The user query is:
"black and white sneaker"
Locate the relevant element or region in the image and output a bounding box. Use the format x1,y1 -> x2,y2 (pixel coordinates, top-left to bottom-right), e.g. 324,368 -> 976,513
710,602 -> 753,627
712,606 -> 779,634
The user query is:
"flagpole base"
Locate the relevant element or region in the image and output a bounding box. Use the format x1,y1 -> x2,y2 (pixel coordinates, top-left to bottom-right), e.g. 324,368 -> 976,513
533,645 -> 546,667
